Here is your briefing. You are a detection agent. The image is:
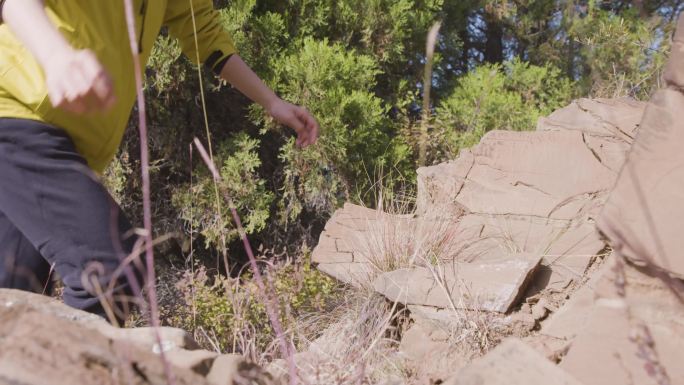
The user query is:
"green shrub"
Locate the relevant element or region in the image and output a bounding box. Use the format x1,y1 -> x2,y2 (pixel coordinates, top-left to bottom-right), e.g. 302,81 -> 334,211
166,257 -> 340,352
433,59 -> 573,160
570,8 -> 670,99
261,38 -> 412,223
172,133 -> 273,249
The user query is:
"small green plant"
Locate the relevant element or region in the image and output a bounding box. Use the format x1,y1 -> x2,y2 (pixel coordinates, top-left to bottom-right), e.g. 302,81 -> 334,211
165,256 -> 341,354
102,150 -> 134,206
146,34 -> 185,94
172,133 -> 274,250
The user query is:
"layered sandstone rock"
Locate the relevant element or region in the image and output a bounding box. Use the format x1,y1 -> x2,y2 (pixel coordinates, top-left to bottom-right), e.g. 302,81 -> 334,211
0,289 -> 273,385
313,98 -> 646,316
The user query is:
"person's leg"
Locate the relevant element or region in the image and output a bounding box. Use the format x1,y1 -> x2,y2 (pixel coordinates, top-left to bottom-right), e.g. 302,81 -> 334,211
0,211 -> 55,294
0,118 -> 143,324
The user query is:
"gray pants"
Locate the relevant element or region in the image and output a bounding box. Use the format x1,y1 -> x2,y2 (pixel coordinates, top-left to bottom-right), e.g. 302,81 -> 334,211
0,118 -> 143,322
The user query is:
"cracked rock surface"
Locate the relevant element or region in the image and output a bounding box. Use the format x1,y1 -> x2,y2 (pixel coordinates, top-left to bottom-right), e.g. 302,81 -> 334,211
309,97 -> 684,385
313,98 -> 644,309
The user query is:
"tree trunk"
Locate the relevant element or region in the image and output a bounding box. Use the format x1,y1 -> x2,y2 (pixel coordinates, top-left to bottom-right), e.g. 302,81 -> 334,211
459,21 -> 470,72
484,13 -> 504,64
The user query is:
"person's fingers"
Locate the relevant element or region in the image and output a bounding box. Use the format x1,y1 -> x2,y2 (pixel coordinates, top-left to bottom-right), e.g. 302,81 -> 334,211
295,127 -> 307,147
289,109 -> 306,132
81,51 -> 115,109
65,68 -> 90,102
75,61 -> 106,112
61,71 -> 91,114
281,108 -> 307,147
82,87 -> 106,113
294,108 -> 311,147
306,115 -> 319,145
295,107 -> 319,146
47,81 -> 65,109
63,97 -> 87,115
95,72 -> 116,109
296,126 -> 308,148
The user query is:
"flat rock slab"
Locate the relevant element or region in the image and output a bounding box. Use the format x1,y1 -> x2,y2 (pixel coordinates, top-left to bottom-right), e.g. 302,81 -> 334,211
537,97 -> 644,140
416,155 -> 473,215
439,214 -> 603,293
317,262 -> 375,288
443,338 -> 584,385
313,203 -> 414,266
453,214 -> 603,260
314,203 -> 470,287
416,98 -> 644,218
373,254 -> 542,313
453,130 -> 616,220
536,98 -> 644,174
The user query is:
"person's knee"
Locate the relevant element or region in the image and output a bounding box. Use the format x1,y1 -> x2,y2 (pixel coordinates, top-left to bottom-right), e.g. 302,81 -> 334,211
50,241 -> 145,324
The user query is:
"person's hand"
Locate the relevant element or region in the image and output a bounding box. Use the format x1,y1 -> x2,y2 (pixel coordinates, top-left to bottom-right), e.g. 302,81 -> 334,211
267,99 -> 319,148
43,48 -> 116,115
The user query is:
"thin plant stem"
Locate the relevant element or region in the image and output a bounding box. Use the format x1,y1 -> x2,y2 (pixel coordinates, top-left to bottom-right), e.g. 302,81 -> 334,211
121,1 -> 176,384
187,0 -> 231,278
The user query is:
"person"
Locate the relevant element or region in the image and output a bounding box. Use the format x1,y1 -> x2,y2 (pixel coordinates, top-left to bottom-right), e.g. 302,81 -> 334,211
0,0 -> 319,324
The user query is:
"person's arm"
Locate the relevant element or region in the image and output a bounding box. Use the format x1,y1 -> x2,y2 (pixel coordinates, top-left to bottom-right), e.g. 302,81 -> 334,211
1,0 -> 115,114
164,0 -> 319,148
220,55 -> 319,148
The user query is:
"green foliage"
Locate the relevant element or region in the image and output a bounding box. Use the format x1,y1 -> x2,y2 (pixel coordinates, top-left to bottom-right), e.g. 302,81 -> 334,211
172,133 -> 273,249
260,38 -> 411,222
167,258 -> 340,352
101,1 -> 682,358
433,59 -> 573,159
146,35 -> 185,94
570,7 -> 671,99
103,151 -> 134,205
108,0 -> 676,284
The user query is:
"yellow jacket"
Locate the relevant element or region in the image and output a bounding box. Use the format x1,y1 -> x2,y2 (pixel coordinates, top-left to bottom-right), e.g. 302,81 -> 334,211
0,0 -> 236,173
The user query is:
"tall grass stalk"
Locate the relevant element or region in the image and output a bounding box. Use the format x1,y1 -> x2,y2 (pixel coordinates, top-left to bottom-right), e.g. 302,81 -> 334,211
122,0 -> 175,384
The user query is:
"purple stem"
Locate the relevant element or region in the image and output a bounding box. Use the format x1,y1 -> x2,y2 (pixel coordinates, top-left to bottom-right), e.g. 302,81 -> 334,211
122,1 -> 176,384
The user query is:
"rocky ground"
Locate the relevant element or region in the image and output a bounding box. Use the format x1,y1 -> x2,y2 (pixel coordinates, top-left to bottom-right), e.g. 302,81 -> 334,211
2,98 -> 683,385
306,97 -> 684,385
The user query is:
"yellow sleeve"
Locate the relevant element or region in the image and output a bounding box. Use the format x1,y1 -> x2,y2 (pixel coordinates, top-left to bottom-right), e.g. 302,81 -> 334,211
164,0 -> 237,73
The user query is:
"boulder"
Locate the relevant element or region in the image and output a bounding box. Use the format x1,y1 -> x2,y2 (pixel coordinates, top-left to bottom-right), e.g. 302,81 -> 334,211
207,354 -> 275,385
399,320 -> 467,383
0,288 -> 201,354
559,260 -> 684,385
0,289 -> 271,385
0,302 -> 210,385
166,349 -> 218,376
104,327 -> 201,354
443,338 -> 584,385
